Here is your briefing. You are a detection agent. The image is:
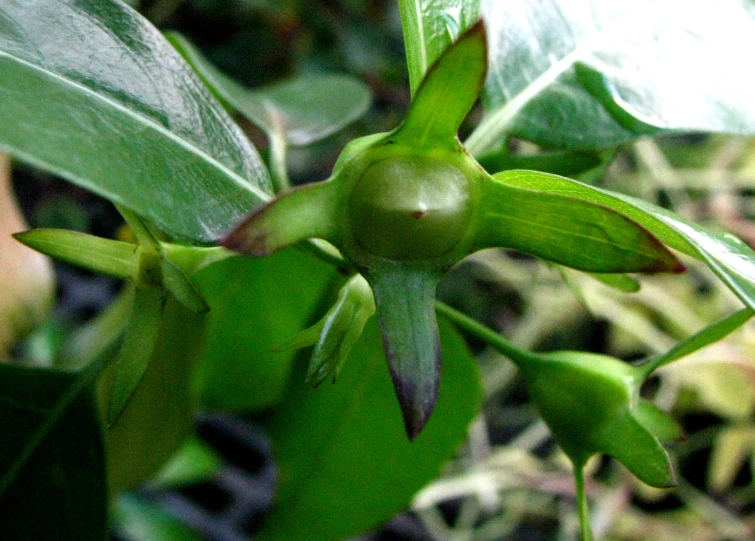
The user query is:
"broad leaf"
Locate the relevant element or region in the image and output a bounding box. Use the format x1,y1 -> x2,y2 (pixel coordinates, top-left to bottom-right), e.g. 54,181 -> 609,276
0,363 -> 107,541
467,0 -> 755,153
193,248 -> 339,412
167,33 -> 372,147
257,319 -> 482,541
0,0 -> 271,243
398,0 -> 480,96
494,170 -> 755,309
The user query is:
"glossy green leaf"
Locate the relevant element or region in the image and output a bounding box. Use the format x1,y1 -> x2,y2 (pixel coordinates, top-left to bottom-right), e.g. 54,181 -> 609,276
0,363 -> 107,540
0,0 -> 271,243
257,318 -> 482,541
167,32 -> 372,147
398,0 -> 480,96
494,170 -> 755,310
114,495 -> 205,541
193,248 -> 339,412
397,21 -> 486,147
478,174 -> 683,273
367,268 -> 442,439
467,0 -> 755,153
13,229 -> 137,281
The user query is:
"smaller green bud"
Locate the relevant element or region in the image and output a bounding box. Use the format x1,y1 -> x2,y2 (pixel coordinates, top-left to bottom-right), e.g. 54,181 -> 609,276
348,156 -> 472,260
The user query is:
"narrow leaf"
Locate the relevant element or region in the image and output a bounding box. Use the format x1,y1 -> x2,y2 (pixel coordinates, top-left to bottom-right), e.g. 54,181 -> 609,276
160,258 -> 210,314
478,174 -> 684,273
13,229 -> 137,281
167,32 -> 372,147
398,0 -> 480,96
493,169 -> 755,310
634,400 -> 683,443
587,272 -> 641,293
257,319 -> 482,541
397,21 -> 487,147
368,268 -> 442,439
0,0 -> 271,242
107,287 -> 168,425
639,308 -> 754,376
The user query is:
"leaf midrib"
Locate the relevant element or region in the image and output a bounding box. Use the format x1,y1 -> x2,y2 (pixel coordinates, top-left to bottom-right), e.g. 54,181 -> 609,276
0,51 -> 272,206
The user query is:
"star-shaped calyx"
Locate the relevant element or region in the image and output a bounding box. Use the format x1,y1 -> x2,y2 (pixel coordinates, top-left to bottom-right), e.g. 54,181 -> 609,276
224,22 -> 684,440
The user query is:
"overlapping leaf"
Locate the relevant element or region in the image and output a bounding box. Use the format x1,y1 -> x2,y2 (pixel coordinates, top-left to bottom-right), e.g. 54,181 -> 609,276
0,0 -> 271,242
257,319 -> 482,541
467,0 -> 755,153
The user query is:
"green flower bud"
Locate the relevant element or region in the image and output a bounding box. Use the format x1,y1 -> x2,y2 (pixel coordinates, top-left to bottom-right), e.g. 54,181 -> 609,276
348,156 -> 472,260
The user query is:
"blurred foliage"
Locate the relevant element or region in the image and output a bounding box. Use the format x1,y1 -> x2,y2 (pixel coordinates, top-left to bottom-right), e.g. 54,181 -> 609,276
6,0 -> 755,540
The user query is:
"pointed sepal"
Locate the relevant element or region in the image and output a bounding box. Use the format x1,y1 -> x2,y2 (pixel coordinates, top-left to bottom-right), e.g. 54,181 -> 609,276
368,268 -> 442,440
396,21 -> 487,148
600,413 -> 676,488
476,172 -> 684,273
223,180 -> 341,256
13,229 -> 137,281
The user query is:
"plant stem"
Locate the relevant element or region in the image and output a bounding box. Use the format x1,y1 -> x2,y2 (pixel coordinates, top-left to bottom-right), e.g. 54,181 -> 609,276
573,462 -> 594,541
434,301 -> 542,368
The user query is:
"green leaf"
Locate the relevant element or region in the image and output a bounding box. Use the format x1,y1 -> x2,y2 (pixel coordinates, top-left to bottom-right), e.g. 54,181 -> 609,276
0,363 -> 107,541
193,247 -> 339,412
398,0 -> 480,96
477,150 -> 604,178
257,318 -> 482,541
478,173 -> 683,273
466,0 -> 755,153
114,494 -> 205,541
0,0 -> 271,242
586,272 -> 640,293
493,169 -> 755,311
153,438 -> 223,488
167,32 -> 372,147
13,229 -> 137,281
397,21 -> 486,147
368,268 -> 443,439
106,286 -> 168,425
639,308 -> 753,376
106,298 -> 206,494
634,399 -> 683,443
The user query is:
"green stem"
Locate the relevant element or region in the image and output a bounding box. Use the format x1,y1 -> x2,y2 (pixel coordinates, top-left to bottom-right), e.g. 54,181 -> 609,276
637,308 -> 753,378
269,127 -> 291,193
434,301 -> 542,369
573,462 -> 594,541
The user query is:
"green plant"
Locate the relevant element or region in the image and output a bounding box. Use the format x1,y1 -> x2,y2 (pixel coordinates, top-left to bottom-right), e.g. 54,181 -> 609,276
2,1 -> 755,540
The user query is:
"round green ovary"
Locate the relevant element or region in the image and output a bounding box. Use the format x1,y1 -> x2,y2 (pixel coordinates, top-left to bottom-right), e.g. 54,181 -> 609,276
348,156 -> 472,260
